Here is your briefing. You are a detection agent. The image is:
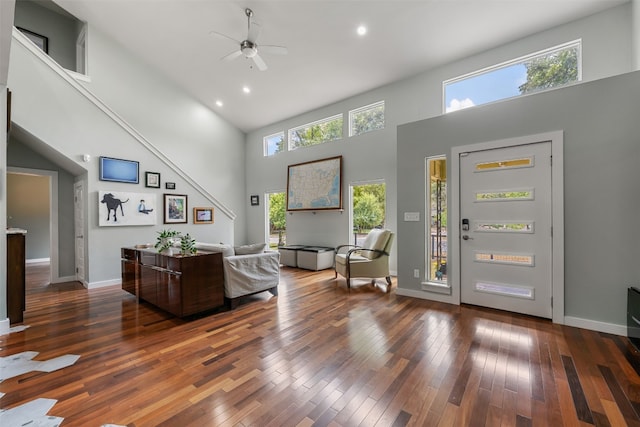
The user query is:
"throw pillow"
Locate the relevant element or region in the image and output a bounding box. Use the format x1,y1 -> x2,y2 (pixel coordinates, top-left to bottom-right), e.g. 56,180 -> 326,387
234,242 -> 267,255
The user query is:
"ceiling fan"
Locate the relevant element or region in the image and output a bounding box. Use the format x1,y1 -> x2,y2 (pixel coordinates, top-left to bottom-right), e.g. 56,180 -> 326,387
210,8 -> 288,71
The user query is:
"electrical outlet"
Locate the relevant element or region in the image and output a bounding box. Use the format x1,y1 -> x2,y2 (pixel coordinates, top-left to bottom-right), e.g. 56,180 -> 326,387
413,269 -> 420,278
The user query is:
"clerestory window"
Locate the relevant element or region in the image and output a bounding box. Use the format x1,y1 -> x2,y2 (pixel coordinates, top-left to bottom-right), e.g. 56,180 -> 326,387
444,40 -> 581,113
288,114 -> 343,150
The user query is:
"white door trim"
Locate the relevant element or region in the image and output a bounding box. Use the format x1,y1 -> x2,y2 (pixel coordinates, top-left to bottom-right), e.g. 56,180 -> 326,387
451,131 -> 564,324
7,167 -> 59,283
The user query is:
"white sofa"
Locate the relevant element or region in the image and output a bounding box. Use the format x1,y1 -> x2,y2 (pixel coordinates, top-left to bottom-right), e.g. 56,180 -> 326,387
194,242 -> 280,308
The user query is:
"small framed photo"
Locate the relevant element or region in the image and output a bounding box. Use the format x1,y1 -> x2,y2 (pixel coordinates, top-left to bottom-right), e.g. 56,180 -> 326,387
193,207 -> 214,224
145,171 -> 160,188
165,182 -> 176,190
250,195 -> 259,206
163,194 -> 188,224
17,27 -> 48,53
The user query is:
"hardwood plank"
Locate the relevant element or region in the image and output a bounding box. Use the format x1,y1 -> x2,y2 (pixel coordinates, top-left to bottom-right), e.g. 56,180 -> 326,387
0,264 -> 638,426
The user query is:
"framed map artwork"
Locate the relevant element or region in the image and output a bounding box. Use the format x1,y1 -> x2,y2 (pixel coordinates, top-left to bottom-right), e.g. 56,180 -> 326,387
286,156 -> 342,211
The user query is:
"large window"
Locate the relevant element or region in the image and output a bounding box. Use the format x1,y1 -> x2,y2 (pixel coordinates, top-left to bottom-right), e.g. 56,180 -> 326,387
264,132 -> 285,156
426,157 -> 447,287
267,192 -> 286,248
349,101 -> 385,137
350,182 -> 386,246
288,114 -> 343,150
444,40 -> 581,113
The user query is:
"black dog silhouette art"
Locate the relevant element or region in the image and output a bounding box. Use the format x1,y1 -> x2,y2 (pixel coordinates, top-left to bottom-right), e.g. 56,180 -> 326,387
101,193 -> 129,222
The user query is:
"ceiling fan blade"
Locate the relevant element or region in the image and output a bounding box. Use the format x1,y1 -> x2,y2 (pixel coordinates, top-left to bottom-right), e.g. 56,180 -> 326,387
221,49 -> 243,62
252,53 -> 268,71
209,30 -> 241,45
259,45 -> 288,55
247,21 -> 261,42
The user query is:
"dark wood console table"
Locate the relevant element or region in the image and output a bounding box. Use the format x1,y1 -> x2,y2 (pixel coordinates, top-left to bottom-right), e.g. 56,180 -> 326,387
8,230 -> 26,324
121,247 -> 224,317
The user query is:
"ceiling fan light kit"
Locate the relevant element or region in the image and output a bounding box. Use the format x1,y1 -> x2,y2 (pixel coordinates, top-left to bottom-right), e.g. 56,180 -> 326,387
210,7 -> 288,71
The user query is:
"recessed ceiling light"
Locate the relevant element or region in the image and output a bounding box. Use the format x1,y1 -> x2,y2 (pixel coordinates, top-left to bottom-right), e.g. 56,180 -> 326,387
357,25 -> 367,36
243,86 -> 251,94
215,100 -> 223,107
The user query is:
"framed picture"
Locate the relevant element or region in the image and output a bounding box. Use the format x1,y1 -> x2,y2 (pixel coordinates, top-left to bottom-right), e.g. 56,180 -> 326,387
250,195 -> 259,206
99,156 -> 139,184
145,171 -> 160,188
286,156 -> 342,211
163,194 -> 188,224
193,207 -> 214,224
99,191 -> 156,227
165,182 -> 176,190
17,27 -> 48,53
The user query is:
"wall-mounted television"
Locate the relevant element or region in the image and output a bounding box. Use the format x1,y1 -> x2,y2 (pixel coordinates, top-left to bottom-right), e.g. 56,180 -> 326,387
99,156 -> 139,184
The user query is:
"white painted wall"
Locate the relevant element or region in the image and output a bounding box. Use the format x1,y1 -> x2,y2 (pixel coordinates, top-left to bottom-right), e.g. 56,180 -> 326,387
7,30 -> 240,285
81,26 -> 248,244
245,4 -> 634,277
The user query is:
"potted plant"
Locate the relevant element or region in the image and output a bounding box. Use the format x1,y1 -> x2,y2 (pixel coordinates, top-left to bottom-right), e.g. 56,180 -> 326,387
155,229 -> 180,253
180,233 -> 197,255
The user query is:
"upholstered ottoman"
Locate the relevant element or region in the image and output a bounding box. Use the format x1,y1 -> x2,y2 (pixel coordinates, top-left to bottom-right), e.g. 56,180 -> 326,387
296,246 -> 335,271
278,245 -> 306,267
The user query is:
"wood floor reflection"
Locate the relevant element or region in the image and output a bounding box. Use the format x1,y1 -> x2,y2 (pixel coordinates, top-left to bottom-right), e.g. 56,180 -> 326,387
1,263 -> 639,426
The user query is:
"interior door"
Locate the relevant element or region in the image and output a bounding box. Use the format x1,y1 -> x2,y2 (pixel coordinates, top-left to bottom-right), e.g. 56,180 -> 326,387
459,141 -> 552,318
74,181 -> 85,283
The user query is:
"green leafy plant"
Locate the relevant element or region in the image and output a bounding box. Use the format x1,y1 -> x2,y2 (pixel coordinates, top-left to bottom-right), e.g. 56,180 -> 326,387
154,229 -> 180,252
180,233 -> 197,255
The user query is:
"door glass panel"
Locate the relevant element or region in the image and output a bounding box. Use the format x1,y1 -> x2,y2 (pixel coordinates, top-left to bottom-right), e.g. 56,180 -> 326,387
474,251 -> 535,266
474,281 -> 535,299
475,157 -> 533,171
426,157 -> 447,283
475,189 -> 534,202
475,221 -> 534,233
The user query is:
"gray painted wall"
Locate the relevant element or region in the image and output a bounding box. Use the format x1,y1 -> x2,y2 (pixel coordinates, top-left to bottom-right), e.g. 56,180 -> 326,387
7,173 -> 49,260
397,70 -> 640,329
14,0 -> 79,71
245,3 -> 634,277
8,137 -> 76,276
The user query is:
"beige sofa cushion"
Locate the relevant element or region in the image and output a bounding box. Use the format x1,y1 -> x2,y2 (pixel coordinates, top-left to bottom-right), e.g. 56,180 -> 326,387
361,229 -> 392,259
234,242 -> 267,255
194,242 -> 235,257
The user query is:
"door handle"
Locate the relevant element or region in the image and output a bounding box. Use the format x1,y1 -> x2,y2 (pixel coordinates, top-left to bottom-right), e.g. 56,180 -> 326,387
462,235 -> 473,240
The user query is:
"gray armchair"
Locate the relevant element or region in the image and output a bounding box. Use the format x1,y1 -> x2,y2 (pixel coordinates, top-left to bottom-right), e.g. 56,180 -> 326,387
334,229 -> 394,291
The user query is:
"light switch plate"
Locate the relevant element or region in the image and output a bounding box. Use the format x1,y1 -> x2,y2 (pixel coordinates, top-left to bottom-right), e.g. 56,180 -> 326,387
404,212 -> 420,221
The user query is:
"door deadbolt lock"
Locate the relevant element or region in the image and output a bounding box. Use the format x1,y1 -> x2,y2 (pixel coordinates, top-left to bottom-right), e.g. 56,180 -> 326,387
462,218 -> 469,231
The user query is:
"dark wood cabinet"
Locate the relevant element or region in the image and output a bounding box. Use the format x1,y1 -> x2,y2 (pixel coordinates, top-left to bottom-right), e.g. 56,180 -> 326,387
120,247 -> 224,317
7,232 -> 26,324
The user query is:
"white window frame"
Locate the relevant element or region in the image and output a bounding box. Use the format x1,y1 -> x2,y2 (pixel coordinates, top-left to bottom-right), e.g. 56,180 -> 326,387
349,100 -> 385,137
443,39 -> 582,114
263,131 -> 285,157
288,114 -> 343,151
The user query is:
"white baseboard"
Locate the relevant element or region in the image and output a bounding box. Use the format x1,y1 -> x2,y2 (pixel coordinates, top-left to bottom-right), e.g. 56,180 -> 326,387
0,318 -> 9,335
26,258 -> 50,264
86,279 -> 121,289
396,289 -> 627,337
51,275 -> 77,284
395,287 -> 457,305
563,316 -> 626,336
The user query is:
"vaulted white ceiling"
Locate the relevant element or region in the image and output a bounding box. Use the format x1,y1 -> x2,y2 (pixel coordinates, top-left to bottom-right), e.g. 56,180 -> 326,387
54,0 -> 628,132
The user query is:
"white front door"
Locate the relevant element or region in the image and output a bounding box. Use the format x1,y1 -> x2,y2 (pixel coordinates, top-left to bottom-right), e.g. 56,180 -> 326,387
74,181 -> 85,284
459,141 -> 552,318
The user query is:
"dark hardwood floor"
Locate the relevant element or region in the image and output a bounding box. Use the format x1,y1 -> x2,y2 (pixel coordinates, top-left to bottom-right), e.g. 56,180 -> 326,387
1,263 -> 640,426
